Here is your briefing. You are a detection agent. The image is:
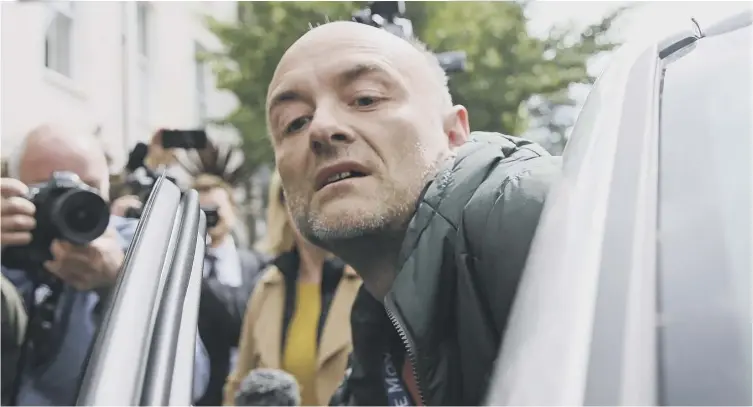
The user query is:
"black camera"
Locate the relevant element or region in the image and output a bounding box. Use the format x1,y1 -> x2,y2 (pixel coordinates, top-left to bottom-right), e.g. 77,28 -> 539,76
353,1 -> 467,73
121,135 -> 203,219
202,206 -> 220,229
160,129 -> 208,149
122,171 -> 177,219
1,172 -> 110,270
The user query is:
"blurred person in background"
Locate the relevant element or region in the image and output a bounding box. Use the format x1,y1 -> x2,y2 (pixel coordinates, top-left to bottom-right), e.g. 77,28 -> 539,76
223,171 -> 361,406
0,123 -> 211,405
109,129 -> 178,218
194,173 -> 269,406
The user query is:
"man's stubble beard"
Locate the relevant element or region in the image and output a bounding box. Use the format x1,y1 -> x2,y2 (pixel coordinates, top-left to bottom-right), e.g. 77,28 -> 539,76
291,153 -> 442,253
292,179 -> 416,249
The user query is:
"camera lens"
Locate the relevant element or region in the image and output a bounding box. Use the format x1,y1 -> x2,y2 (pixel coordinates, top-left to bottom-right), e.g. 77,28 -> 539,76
51,189 -> 110,245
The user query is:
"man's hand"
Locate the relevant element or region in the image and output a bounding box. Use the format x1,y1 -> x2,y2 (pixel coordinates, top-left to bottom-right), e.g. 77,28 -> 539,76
43,226 -> 125,291
110,195 -> 142,217
0,178 -> 36,247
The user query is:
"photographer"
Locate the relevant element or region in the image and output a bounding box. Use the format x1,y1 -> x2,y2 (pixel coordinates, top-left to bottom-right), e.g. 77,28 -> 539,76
193,174 -> 268,406
0,124 -> 210,405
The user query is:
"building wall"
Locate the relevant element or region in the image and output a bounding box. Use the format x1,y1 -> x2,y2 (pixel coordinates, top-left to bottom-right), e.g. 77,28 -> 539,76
0,1 -> 267,248
0,1 -> 240,174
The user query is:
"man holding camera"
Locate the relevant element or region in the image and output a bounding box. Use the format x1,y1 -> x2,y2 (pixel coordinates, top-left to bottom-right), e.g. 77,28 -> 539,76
0,124 -> 210,405
192,174 -> 268,406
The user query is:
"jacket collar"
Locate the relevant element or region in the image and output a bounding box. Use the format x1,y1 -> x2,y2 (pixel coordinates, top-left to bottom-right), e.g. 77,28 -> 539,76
260,249 -> 358,286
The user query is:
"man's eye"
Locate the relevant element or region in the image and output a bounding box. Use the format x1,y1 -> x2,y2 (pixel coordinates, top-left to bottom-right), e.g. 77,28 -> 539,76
353,96 -> 379,108
285,116 -> 311,134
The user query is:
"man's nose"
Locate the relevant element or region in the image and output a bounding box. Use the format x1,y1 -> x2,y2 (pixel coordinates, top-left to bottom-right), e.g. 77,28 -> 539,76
308,108 -> 355,155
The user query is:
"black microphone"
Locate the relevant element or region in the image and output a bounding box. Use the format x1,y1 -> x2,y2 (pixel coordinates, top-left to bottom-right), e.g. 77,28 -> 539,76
235,368 -> 300,406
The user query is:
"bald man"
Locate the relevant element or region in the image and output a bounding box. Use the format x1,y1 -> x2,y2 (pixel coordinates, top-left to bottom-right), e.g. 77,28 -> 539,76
267,22 -> 561,405
2,124 -> 120,290
0,124 -> 210,405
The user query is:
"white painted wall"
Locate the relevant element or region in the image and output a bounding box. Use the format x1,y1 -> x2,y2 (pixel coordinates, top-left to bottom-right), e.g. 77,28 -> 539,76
0,1 -> 240,174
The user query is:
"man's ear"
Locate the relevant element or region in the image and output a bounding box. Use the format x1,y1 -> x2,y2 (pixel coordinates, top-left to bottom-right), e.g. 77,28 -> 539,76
444,105 -> 470,148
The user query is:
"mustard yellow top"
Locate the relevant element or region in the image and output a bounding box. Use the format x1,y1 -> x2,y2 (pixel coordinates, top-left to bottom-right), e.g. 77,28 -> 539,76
281,282 -> 322,406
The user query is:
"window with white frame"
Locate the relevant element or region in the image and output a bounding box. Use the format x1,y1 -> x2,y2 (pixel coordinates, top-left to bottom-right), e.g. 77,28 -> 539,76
136,2 -> 151,123
195,42 -> 209,125
44,1 -> 75,78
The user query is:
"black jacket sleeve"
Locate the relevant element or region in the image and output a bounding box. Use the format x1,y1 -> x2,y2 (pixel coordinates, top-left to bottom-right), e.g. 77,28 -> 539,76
462,154 -> 561,335
199,249 -> 269,345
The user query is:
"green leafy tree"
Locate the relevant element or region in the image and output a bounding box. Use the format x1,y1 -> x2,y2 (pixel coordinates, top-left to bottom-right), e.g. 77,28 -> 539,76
207,1 -> 626,167
405,1 -> 627,154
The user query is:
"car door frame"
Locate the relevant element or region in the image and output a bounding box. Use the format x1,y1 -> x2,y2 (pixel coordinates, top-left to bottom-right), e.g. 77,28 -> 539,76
76,176 -> 207,406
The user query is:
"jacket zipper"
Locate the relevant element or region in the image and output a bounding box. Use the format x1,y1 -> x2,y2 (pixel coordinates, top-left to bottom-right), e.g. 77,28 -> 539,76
385,299 -> 426,405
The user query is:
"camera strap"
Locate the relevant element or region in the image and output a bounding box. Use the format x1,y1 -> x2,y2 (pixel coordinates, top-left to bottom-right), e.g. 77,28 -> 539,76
8,270 -> 41,405
8,269 -> 65,405
30,279 -> 70,367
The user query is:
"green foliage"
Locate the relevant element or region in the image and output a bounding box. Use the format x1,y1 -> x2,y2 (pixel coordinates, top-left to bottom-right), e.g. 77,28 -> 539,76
407,1 -> 626,146
207,1 -> 626,166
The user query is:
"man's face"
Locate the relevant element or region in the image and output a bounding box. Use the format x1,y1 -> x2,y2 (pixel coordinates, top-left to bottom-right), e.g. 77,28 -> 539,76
19,140 -> 109,201
267,22 -> 469,246
198,187 -> 236,242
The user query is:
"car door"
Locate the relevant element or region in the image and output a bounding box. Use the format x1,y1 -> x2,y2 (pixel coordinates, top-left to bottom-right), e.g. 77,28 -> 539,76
483,33 -> 665,406
484,11 -> 752,406
652,13 -> 751,406
76,175 -> 207,406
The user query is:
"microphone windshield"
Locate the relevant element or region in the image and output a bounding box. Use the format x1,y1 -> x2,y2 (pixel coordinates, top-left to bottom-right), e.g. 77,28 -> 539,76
235,368 -> 300,406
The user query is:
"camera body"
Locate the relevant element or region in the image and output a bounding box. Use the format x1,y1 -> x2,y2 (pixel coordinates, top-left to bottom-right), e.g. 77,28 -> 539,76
202,206 -> 220,229
160,129 -> 208,149
126,171 -> 156,202
352,1 -> 412,37
352,1 -> 467,73
121,132 -> 204,219
123,170 -> 177,219
1,172 -> 110,270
